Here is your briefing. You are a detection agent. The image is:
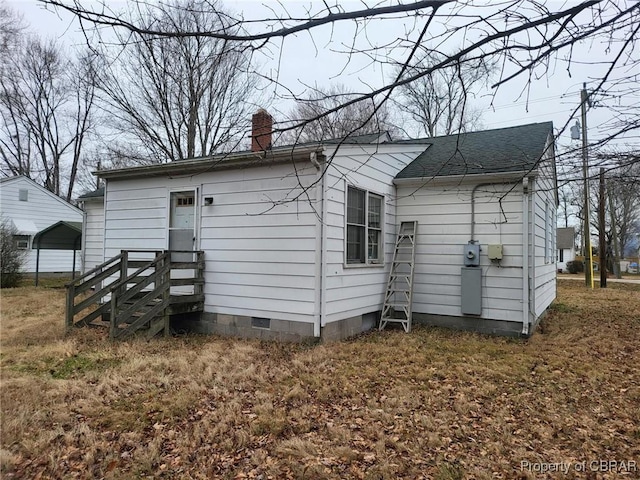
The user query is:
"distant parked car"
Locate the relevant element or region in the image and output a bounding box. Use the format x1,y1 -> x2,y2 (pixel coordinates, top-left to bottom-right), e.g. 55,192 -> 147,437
628,262 -> 639,274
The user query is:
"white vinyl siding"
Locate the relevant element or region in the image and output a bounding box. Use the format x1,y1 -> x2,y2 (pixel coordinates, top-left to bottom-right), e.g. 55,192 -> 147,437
533,146 -> 557,317
0,176 -> 83,273
396,182 -> 525,323
103,180 -> 168,256
102,162 -> 320,324
200,163 -> 319,323
323,144 -> 426,324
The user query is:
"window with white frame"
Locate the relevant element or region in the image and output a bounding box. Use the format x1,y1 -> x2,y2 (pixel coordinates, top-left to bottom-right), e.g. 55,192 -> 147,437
346,186 -> 383,264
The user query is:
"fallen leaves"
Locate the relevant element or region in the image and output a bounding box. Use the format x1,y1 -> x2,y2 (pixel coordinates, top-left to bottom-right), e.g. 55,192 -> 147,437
1,280 -> 639,479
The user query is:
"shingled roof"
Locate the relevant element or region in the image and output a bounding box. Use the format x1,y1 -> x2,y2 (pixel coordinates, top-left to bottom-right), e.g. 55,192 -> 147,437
77,186 -> 105,200
395,122 -> 553,179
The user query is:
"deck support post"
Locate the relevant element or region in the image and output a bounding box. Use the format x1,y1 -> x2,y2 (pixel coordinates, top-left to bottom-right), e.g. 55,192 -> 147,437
109,293 -> 117,339
65,283 -> 75,331
162,251 -> 171,337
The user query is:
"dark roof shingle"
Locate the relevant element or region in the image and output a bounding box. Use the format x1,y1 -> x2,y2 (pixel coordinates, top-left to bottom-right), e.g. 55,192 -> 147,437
395,122 -> 553,179
77,186 -> 105,199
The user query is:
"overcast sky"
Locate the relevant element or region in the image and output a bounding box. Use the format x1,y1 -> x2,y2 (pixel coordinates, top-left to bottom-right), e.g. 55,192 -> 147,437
8,0 -> 637,156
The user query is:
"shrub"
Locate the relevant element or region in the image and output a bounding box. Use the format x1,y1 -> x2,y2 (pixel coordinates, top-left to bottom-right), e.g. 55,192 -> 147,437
0,219 -> 26,288
566,260 -> 584,274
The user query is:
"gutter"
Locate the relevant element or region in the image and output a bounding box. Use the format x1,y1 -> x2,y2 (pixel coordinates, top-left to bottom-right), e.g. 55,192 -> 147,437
96,145 -> 325,180
393,170 -> 538,187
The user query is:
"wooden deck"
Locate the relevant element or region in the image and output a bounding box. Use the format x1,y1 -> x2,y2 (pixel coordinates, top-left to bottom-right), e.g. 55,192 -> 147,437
66,250 -> 204,340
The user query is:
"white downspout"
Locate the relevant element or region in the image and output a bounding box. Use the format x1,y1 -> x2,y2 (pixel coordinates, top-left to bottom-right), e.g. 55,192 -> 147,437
312,151 -> 326,337
521,177 -> 530,336
530,178 -> 537,323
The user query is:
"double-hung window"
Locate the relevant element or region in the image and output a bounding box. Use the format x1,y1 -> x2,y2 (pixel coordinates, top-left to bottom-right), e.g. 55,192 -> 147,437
346,186 -> 383,264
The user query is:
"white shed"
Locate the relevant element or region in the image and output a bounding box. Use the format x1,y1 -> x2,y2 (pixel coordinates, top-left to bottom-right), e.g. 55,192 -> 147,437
82,120 -> 557,340
0,176 -> 83,274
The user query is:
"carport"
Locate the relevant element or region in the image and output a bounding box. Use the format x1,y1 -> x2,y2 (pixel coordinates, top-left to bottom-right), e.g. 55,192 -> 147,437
32,221 -> 82,286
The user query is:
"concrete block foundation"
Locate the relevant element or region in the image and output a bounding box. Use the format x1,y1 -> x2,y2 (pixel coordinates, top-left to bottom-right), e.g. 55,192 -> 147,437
412,311 -> 535,338
172,310 -> 380,342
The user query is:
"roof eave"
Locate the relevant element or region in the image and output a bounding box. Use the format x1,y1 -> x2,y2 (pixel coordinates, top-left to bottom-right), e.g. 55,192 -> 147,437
96,145 -> 325,180
394,169 -> 538,186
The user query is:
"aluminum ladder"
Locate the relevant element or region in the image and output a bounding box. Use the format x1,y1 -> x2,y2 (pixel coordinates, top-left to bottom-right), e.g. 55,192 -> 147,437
380,221 -> 417,333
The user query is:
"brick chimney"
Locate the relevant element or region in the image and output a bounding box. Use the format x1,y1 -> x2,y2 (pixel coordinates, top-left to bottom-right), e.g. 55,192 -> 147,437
251,109 -> 273,152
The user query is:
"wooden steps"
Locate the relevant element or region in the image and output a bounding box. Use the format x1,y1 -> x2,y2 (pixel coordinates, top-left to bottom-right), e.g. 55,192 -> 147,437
66,250 -> 205,340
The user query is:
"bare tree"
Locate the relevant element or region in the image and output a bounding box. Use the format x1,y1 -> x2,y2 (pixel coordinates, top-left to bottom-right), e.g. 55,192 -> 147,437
42,1 -> 639,148
0,1 -> 25,60
605,155 -> 640,257
91,0 -> 259,162
283,84 -> 399,144
557,185 -> 575,229
0,35 -> 96,200
395,54 -> 491,137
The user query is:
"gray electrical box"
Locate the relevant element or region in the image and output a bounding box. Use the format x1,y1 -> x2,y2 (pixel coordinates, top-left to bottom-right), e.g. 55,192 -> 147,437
463,243 -> 480,266
461,267 -> 482,315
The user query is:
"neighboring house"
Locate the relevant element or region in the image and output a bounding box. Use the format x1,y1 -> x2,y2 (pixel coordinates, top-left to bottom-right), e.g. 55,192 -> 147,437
556,227 -> 576,272
0,175 -> 83,273
84,114 -> 557,340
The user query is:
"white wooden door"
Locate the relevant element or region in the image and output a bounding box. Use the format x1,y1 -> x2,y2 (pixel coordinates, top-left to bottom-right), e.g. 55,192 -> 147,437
169,190 -> 196,294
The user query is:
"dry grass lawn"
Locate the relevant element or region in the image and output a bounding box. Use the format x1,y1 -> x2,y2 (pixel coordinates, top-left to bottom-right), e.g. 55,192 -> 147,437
1,280 -> 639,479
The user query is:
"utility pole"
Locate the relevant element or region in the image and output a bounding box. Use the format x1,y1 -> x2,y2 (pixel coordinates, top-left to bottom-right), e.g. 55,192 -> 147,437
599,168 -> 607,288
581,83 -> 594,288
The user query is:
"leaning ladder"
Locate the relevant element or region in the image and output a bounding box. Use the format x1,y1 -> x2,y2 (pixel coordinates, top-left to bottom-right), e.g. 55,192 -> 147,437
380,221 -> 418,333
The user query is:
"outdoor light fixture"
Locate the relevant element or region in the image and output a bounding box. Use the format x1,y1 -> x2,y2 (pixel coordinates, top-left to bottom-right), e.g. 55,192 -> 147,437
204,197 -> 214,206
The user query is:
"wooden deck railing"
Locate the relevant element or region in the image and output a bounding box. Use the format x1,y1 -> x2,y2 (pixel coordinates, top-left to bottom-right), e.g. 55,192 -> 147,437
65,252 -> 127,329
66,250 -> 204,340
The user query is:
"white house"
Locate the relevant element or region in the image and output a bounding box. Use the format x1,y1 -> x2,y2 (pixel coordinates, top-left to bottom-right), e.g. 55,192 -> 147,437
83,114 -> 557,340
556,227 -> 576,272
0,175 -> 83,274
